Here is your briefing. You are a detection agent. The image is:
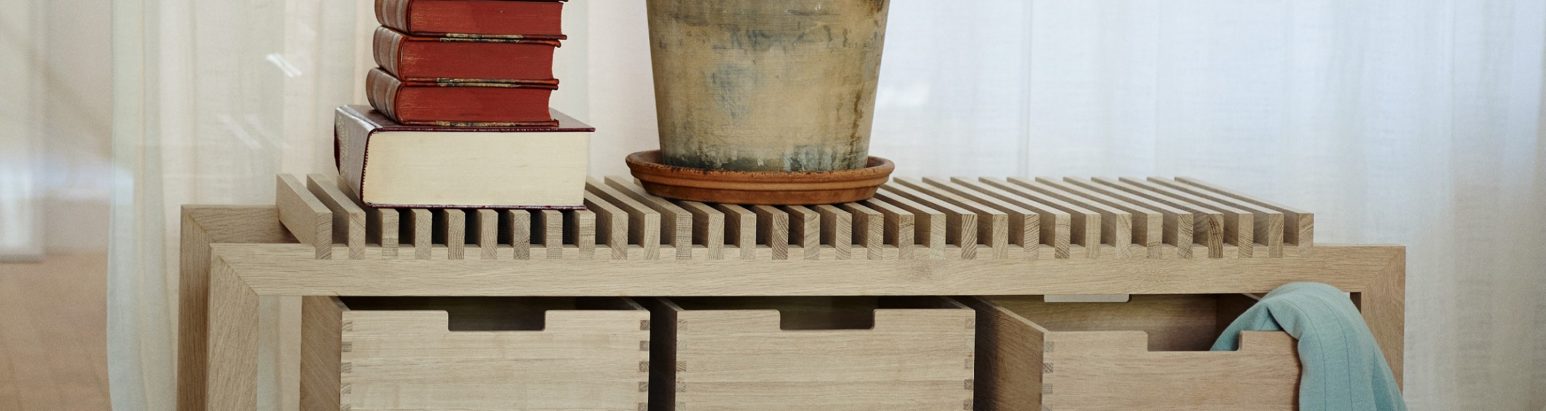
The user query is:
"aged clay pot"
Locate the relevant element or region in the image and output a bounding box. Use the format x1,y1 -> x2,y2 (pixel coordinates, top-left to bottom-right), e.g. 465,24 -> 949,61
646,0 -> 890,172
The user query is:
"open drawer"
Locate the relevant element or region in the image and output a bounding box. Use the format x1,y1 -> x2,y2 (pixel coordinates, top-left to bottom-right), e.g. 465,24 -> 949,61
299,297 -> 650,411
969,295 -> 1300,411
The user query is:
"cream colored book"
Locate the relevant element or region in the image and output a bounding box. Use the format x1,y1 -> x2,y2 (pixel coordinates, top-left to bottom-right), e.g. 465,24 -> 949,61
334,105 -> 591,209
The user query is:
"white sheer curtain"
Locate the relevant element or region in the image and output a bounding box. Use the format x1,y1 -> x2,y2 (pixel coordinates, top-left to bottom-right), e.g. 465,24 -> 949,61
111,1 -> 1546,409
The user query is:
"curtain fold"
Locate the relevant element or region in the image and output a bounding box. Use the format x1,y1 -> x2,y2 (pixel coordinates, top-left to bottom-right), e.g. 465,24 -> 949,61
110,1 -> 1546,410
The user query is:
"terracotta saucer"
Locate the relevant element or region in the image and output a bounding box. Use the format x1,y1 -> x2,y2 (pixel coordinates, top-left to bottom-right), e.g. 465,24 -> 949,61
625,150 -> 895,205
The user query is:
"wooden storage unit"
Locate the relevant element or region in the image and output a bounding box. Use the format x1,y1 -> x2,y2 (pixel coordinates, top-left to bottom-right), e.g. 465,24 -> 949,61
299,297 -> 650,411
970,295 -> 1301,411
179,174 -> 1404,411
647,297 -> 976,411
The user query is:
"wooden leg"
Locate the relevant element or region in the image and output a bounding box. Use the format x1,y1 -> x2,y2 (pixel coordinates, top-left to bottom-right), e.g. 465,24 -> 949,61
207,257 -> 261,411
1359,247 -> 1406,387
178,206 -> 287,411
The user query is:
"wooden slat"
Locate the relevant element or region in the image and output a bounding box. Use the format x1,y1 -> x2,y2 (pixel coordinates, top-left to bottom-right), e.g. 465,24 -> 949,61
1063,178 -> 1194,258
436,209 -> 466,260
816,205 -> 853,260
750,206 -> 790,260
1035,177 -> 1162,258
1094,177 -> 1224,258
1176,177 -> 1313,250
897,178 -> 1008,259
838,203 -> 882,260
332,177 -> 398,259
406,209 -> 432,260
1153,178 -> 1286,257
869,190 -> 944,259
584,192 -> 629,260
980,178 -> 1100,258
1009,177 -> 1133,258
951,178 -> 1071,259
305,174 -> 365,259
678,200 -> 725,260
535,210 -> 563,259
276,175 -> 332,259
503,210 -> 532,260
566,209 -> 597,259
1119,178 -> 1255,257
879,184 -> 976,259
860,198 -> 916,259
298,297 -> 344,411
923,177 -> 1038,260
715,204 -> 757,260
586,179 -> 661,259
605,177 -> 693,259
474,210 -> 498,260
784,206 -> 821,260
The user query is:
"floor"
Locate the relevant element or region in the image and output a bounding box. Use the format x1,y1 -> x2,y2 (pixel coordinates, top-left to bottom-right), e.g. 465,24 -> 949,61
0,254 -> 111,410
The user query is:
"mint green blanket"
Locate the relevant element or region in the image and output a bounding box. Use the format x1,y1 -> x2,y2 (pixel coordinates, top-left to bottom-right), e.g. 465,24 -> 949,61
1211,282 -> 1406,411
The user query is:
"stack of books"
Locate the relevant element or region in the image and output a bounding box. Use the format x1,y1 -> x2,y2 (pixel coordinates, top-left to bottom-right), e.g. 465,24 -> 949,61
335,0 -> 592,209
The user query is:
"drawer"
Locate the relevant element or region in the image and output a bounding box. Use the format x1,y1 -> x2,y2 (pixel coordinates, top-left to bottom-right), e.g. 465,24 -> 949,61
646,297 -> 976,411
299,297 -> 650,411
970,295 -> 1300,411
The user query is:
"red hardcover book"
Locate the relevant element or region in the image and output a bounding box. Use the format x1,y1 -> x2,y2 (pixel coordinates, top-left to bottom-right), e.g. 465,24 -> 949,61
375,27 -> 559,82
366,68 -> 558,127
376,0 -> 566,38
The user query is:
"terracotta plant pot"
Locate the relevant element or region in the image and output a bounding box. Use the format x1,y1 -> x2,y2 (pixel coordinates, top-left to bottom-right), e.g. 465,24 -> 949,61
646,0 -> 891,173
626,151 -> 894,205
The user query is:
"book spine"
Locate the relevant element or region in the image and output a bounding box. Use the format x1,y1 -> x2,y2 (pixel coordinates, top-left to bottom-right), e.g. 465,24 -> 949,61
372,28 -> 402,78
365,69 -> 402,123
376,0 -> 411,33
333,107 -> 377,202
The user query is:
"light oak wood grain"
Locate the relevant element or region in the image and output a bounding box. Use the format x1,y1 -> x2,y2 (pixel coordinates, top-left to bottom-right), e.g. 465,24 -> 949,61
436,209 -> 465,260
1036,177 -> 1160,258
330,298 -> 649,410
678,200 -> 725,260
974,295 -> 1300,410
981,178 -> 1100,258
535,210 -> 563,260
503,210 -> 532,260
838,202 -> 882,260
276,175 -> 331,259
406,209 -> 432,260
785,205 -> 822,260
872,187 -> 947,259
859,198 -> 917,259
898,178 -> 1009,259
607,177 -> 694,259
1120,178 -> 1255,257
882,183 -> 980,259
951,178 -> 1070,258
305,174 -> 364,259
815,204 -> 853,260
474,209 -> 498,260
587,179 -> 661,259
925,177 -> 1039,260
177,206 -> 289,411
1177,177 -> 1313,252
650,297 -> 974,411
1093,177 -> 1224,258
1151,177 -> 1286,257
1064,178 -> 1194,258
1008,177 -> 1132,258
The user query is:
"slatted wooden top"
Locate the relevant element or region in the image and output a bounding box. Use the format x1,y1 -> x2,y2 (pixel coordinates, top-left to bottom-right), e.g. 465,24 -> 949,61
277,174 -> 1314,261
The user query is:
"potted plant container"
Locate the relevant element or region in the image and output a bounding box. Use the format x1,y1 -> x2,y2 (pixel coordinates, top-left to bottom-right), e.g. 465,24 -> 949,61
628,0 -> 896,205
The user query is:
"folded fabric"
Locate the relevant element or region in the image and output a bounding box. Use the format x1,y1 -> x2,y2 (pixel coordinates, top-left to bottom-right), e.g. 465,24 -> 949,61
1212,282 -> 1406,411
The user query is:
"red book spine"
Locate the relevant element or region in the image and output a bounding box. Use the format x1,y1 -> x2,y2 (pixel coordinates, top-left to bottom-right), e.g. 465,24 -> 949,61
366,69 -> 558,127
375,0 -> 566,38
373,27 -> 560,82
